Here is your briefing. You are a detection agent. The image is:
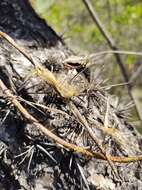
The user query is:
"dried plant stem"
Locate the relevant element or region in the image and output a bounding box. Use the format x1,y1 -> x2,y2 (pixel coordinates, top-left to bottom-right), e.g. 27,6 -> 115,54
0,30 -> 36,67
19,97 -> 69,117
0,30 -> 79,99
0,30 -> 142,164
64,50 -> 142,67
82,0 -> 142,123
90,50 -> 142,57
1,79 -> 142,163
34,65 -> 79,98
69,101 -> 119,178
82,0 -> 129,83
0,79 -> 103,159
1,30 -> 142,122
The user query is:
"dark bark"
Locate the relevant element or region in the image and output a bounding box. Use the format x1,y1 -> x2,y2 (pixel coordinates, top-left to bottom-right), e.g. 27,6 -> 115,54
0,1 -> 142,190
0,0 -> 63,46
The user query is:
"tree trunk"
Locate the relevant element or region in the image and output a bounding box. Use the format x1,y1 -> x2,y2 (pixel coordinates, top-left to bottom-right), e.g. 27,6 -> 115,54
0,1 -> 142,190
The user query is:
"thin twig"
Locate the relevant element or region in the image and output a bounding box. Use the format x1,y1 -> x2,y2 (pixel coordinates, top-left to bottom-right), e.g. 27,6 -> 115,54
82,0 -> 142,123
90,50 -> 142,58
0,30 -> 36,67
1,69 -> 142,163
0,30 -> 80,99
1,79 -> 142,163
0,79 -> 104,160
69,101 -> 119,178
129,64 -> 142,84
99,82 -> 130,90
19,97 -> 69,117
64,50 -> 142,66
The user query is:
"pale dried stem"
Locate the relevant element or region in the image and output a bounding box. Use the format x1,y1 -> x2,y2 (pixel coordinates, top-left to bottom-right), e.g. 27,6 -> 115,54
69,101 -> 119,178
82,0 -> 142,123
1,79 -> 142,163
0,30 -> 142,164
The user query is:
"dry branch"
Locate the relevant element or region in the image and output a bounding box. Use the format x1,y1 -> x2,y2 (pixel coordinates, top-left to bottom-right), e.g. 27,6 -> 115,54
82,0 -> 142,123
0,31 -> 36,67
69,101 -> 119,178
1,79 -> 142,163
0,79 -> 104,160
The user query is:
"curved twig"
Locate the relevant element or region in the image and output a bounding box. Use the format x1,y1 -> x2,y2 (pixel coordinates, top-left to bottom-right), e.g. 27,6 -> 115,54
82,0 -> 142,123
1,79 -> 142,163
0,30 -> 36,67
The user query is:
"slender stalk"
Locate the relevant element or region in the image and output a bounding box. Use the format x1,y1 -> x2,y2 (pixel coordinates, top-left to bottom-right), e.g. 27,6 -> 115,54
82,0 -> 142,123
1,79 -> 142,163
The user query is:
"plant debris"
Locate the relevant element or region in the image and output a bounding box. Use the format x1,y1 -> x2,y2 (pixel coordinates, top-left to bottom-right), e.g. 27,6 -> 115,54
0,1 -> 142,188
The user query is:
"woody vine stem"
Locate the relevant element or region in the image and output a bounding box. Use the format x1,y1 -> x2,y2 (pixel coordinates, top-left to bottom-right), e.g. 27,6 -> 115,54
0,30 -> 142,165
